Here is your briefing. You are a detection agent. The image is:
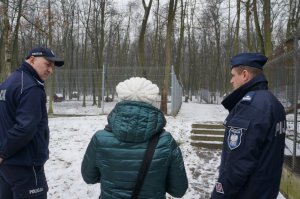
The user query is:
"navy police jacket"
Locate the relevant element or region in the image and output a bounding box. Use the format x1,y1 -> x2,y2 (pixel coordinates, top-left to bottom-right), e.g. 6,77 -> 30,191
211,74 -> 286,199
0,62 -> 49,166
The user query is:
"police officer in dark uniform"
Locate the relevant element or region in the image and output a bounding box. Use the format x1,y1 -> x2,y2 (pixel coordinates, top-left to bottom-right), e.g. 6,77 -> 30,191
211,53 -> 286,199
0,47 -> 64,198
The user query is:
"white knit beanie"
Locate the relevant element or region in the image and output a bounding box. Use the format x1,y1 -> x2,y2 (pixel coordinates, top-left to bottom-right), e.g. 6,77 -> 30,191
116,77 -> 159,105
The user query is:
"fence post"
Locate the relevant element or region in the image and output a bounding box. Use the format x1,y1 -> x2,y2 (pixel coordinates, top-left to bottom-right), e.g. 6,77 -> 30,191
292,31 -> 299,171
101,64 -> 105,114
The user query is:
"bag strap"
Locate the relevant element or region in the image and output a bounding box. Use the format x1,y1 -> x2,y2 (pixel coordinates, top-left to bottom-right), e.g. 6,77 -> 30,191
131,131 -> 162,199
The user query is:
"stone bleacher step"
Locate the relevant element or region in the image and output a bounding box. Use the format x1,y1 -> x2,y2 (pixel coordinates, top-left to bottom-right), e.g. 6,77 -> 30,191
191,129 -> 224,135
190,135 -> 224,142
192,123 -> 224,129
191,141 -> 223,149
190,123 -> 225,149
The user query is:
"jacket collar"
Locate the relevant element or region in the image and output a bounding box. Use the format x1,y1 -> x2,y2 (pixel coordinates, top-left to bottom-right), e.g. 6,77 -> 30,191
221,74 -> 268,112
18,61 -> 44,85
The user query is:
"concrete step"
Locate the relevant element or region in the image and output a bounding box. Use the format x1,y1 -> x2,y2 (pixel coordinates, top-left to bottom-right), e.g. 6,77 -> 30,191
191,129 -> 224,135
192,123 -> 224,129
191,135 -> 224,142
190,123 -> 224,149
191,141 -> 223,149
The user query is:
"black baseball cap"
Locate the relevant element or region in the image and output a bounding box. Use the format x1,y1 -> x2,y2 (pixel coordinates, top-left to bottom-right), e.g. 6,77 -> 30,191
26,47 -> 64,67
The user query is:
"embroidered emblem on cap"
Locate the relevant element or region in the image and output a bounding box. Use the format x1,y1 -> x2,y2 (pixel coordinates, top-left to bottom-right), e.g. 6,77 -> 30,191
227,127 -> 243,150
215,182 -> 224,194
31,52 -> 44,56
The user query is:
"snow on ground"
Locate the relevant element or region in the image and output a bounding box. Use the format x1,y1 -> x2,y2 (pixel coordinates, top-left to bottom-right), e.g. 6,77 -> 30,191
46,100 -> 286,199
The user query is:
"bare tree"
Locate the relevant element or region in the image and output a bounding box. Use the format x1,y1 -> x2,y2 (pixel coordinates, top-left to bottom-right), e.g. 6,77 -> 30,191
60,0 -> 77,99
174,0 -> 186,82
81,0 -> 92,107
121,2 -> 134,67
287,0 -> 300,38
151,0 -> 160,69
48,0 -> 54,115
233,0 -> 241,54
245,0 -> 253,51
2,0 -> 12,77
263,0 -> 272,56
97,0 -> 106,107
161,0 -> 178,114
186,0 -> 197,100
253,0 -> 265,53
0,0 -> 298,111
206,0 -> 222,93
11,0 -> 23,69
138,0 -> 153,76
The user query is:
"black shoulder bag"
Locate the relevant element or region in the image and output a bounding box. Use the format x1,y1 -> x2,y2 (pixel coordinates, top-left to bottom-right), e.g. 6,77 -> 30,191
131,132 -> 161,199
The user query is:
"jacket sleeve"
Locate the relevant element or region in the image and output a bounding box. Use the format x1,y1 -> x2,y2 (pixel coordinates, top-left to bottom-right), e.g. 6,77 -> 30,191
81,134 -> 101,184
211,104 -> 271,198
0,87 -> 44,159
166,138 -> 188,198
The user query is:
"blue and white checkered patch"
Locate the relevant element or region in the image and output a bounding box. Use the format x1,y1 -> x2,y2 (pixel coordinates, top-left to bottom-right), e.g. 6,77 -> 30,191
227,127 -> 243,150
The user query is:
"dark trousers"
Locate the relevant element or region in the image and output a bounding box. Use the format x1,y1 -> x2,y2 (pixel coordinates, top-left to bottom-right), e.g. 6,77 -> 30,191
0,165 -> 48,199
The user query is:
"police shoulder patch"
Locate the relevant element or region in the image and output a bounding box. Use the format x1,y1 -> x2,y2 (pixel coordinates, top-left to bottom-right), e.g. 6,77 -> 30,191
241,91 -> 256,103
227,127 -> 243,150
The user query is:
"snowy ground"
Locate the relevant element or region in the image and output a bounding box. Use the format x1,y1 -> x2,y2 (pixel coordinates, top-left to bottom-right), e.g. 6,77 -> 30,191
45,100 -> 287,199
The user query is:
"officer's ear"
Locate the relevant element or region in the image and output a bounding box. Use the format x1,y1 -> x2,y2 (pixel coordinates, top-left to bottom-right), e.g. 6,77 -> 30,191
26,56 -> 35,65
241,69 -> 251,81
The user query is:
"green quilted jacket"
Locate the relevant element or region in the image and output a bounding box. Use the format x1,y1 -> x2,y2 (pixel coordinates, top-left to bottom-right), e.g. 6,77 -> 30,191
81,101 -> 188,199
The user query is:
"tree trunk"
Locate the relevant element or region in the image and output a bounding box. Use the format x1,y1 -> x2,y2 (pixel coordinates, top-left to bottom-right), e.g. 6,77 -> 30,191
152,0 -> 161,82
11,0 -> 23,70
48,0 -> 54,115
233,0 -> 241,54
246,0 -> 253,51
263,0 -> 272,56
286,0 -> 300,38
253,0 -> 265,53
3,0 -> 11,78
161,0 -> 177,114
174,0 -> 186,83
97,0 -> 105,107
83,0 -> 92,107
138,0 -> 153,76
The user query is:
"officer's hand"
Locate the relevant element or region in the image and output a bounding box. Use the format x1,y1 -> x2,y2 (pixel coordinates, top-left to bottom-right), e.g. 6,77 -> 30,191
0,157 -> 3,164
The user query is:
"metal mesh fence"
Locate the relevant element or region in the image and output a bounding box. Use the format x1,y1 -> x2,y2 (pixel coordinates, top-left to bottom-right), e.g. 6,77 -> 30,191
0,65 -> 183,115
265,41 -> 300,174
102,65 -> 182,115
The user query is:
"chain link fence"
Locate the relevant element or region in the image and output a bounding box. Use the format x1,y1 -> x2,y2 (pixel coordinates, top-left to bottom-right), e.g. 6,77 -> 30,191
265,38 -> 300,175
0,65 -> 183,115
102,65 -> 182,115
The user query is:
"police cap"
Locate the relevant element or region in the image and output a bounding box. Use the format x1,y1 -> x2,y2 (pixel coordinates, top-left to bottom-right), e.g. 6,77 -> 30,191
230,52 -> 268,70
26,46 -> 64,67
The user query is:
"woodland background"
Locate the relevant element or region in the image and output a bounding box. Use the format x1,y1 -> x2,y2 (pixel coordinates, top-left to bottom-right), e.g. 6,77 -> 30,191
0,0 -> 299,114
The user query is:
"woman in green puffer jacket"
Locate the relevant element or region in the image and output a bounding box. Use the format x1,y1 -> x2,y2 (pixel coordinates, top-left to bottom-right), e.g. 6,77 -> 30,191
81,77 -> 188,199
